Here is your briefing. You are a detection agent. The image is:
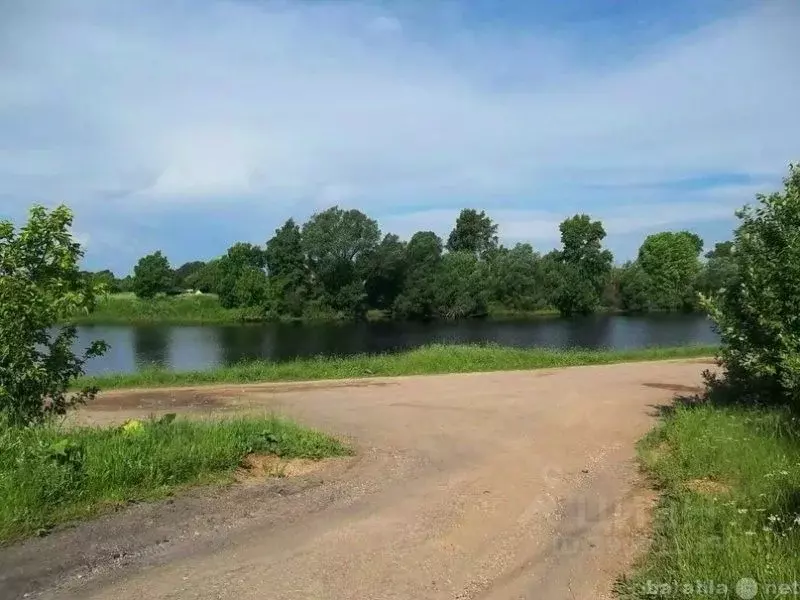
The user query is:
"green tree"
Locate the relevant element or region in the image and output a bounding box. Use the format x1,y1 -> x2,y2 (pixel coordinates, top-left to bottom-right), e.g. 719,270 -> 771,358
435,251 -> 490,318
446,209 -> 499,257
696,241 -> 737,299
364,234 -> 407,310
638,231 -> 704,311
0,205 -> 108,426
703,164 -> 800,407
302,207 -> 380,317
553,215 -> 613,316
217,243 -> 268,310
617,261 -> 652,313
85,269 -> 120,294
184,259 -> 222,294
132,251 -> 174,299
265,219 -> 309,317
489,243 -> 546,311
393,231 -> 442,320
174,261 -> 206,288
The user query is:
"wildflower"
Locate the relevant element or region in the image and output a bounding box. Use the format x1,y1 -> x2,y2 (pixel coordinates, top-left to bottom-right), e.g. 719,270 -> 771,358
122,419 -> 144,434
768,515 -> 780,523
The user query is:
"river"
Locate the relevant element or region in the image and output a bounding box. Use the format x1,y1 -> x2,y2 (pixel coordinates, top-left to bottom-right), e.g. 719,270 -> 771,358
72,313 -> 717,375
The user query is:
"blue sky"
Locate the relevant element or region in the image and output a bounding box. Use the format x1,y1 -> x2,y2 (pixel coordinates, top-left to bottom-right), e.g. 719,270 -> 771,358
1,0 -> 798,274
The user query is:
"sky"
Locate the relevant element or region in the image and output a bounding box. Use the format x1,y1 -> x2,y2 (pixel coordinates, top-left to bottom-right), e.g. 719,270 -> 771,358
1,0 -> 799,274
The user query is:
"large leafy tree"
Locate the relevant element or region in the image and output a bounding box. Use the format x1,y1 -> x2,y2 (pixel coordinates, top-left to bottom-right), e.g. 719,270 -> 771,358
132,251 -> 174,299
265,219 -> 310,317
638,231 -> 704,311
696,241 -> 737,299
184,259 -> 222,294
217,243 -> 268,310
364,234 -> 407,311
617,261 -> 652,313
302,207 -> 380,317
703,164 -> 800,407
446,209 -> 499,257
435,251 -> 490,319
0,205 -> 108,426
489,243 -> 546,311
393,231 -> 442,320
174,261 -> 206,288
553,215 -> 613,316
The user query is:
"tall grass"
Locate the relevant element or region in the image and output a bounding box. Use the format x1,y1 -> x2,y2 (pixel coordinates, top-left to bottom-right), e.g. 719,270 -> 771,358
77,343 -> 716,390
618,404 -> 800,598
67,293 -> 264,325
0,415 -> 348,543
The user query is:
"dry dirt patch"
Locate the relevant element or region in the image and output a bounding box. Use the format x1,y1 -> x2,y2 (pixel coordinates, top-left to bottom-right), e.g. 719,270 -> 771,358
234,454 -> 330,482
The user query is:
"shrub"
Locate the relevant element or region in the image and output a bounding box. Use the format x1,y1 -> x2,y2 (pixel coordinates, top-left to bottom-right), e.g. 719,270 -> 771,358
0,205 -> 107,425
702,164 -> 800,407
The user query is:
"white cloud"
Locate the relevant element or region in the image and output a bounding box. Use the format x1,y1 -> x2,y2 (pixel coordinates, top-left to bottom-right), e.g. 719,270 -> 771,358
1,0 -> 798,269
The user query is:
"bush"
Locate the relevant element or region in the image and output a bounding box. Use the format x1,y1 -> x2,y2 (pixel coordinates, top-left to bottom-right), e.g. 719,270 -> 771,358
0,205 -> 107,426
702,164 -> 800,407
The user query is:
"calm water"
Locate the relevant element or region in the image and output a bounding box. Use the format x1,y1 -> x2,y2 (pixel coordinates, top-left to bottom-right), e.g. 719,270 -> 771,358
73,314 -> 717,375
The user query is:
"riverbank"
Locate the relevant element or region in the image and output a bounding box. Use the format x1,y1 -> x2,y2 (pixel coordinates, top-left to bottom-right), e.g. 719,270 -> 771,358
0,415 -> 349,543
76,343 -> 716,390
67,293 -> 639,325
618,402 -> 800,598
68,294 -> 265,325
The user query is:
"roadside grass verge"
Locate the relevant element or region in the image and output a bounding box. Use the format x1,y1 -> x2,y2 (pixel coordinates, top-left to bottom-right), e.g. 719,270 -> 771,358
617,403 -> 800,598
76,343 -> 716,390
0,416 -> 349,543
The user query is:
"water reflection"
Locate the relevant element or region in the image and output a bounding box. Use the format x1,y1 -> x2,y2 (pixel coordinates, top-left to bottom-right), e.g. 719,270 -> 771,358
74,313 -> 717,375
133,326 -> 169,369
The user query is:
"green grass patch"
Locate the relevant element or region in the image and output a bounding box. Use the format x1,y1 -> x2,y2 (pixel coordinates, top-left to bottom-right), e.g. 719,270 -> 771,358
67,293 -> 265,325
0,416 -> 348,543
617,404 -> 800,598
76,343 -> 716,390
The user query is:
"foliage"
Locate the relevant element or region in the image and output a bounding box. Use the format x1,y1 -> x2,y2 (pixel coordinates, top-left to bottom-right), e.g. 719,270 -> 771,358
393,231 -> 442,320
552,215 -> 613,316
702,164 -> 800,407
364,234 -> 407,310
132,251 -> 174,299
446,208 -> 499,258
173,261 -> 206,288
184,258 -> 222,294
617,261 -> 652,313
638,231 -> 704,311
0,415 -> 348,541
216,243 -> 268,310
696,241 -> 738,300
302,207 -> 380,317
84,269 -> 120,294
435,251 -> 490,318
0,205 -> 108,426
265,219 -> 310,317
488,244 -> 548,311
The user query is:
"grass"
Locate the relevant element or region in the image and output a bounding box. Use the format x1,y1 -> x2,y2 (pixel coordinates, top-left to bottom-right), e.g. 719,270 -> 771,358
0,415 -> 349,543
617,403 -> 800,598
76,343 -> 716,390
67,293 -> 266,325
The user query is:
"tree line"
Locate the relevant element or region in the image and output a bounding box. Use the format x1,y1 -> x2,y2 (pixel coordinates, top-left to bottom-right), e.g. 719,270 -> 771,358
90,207 -> 737,320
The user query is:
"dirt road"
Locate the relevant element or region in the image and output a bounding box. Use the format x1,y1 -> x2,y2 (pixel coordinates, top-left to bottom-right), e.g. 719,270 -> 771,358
0,360 -> 708,600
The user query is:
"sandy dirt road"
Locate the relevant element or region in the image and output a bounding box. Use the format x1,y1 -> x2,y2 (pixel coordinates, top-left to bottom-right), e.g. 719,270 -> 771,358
0,360 -> 709,600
